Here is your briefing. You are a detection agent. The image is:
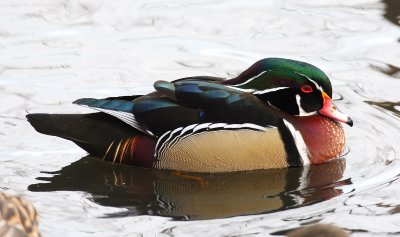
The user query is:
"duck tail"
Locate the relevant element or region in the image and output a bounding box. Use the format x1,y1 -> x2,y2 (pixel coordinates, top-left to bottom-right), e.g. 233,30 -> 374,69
101,135 -> 156,167
26,113 -> 139,157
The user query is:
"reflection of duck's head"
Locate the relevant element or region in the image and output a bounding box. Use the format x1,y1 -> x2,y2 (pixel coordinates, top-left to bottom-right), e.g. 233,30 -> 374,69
29,156 -> 349,220
0,192 -> 41,237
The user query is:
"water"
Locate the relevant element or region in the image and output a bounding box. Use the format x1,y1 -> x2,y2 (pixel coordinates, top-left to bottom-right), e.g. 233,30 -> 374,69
1,0 -> 400,236
28,157 -> 349,220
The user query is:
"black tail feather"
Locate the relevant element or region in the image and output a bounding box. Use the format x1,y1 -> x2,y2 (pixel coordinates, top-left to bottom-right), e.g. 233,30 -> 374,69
27,113 -> 139,157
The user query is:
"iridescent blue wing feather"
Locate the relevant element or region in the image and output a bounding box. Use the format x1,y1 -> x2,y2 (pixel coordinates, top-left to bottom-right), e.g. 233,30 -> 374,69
73,97 -> 148,134
74,76 -> 280,137
130,94 -> 200,136
74,98 -> 134,112
167,80 -> 280,126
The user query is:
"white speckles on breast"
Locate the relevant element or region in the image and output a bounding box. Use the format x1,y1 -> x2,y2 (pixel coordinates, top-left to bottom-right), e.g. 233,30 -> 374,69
291,115 -> 346,164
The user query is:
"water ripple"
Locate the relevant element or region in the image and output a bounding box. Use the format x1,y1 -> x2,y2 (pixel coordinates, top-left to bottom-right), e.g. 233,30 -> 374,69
1,0 -> 400,236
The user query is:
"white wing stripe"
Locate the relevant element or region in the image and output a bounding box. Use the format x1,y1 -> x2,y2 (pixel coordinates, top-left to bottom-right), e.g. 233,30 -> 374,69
76,104 -> 150,136
193,123 -> 212,133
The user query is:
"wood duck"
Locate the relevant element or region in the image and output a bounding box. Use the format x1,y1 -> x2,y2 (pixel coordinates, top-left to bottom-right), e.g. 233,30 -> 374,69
27,58 -> 353,172
0,192 -> 41,237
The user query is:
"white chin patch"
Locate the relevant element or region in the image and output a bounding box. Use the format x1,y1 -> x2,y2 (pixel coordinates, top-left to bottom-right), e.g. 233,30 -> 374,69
295,94 -> 317,116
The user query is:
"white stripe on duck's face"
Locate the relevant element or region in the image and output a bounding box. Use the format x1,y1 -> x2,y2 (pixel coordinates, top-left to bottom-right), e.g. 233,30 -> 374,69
295,94 -> 318,116
252,84 -> 324,117
229,69 -> 326,117
154,123 -> 288,172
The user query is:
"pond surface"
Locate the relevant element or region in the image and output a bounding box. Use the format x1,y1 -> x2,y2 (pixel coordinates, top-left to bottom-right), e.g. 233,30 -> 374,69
1,0 -> 400,236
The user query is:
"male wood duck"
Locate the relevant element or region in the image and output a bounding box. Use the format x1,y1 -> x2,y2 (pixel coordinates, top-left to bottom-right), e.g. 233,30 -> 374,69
0,192 -> 41,237
27,58 -> 353,172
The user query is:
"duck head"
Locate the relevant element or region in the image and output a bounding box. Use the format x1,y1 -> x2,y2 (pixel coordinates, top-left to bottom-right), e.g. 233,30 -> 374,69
225,58 -> 353,126
225,58 -> 352,164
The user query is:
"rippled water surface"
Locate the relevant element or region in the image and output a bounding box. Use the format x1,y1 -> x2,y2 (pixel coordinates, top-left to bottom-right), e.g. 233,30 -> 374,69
1,0 -> 400,236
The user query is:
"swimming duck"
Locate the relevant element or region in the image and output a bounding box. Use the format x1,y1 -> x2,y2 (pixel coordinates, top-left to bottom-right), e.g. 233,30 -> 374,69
27,58 -> 352,172
0,192 -> 41,237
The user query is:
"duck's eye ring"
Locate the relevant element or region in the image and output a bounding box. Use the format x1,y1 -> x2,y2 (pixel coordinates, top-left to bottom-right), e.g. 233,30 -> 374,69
301,85 -> 313,93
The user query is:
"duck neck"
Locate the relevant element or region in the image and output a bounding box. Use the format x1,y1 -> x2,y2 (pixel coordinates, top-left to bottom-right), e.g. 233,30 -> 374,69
283,114 -> 346,164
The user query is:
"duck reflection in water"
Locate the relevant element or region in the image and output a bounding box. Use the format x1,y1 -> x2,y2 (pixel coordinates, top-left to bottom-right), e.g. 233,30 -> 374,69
29,157 -> 351,220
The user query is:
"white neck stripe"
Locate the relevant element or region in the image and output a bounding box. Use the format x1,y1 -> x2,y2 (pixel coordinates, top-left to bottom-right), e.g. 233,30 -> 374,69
283,119 -> 310,165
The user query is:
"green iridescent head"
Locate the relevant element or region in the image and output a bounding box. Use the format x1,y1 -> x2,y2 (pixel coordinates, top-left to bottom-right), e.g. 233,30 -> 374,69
232,58 -> 332,96
226,58 -> 352,125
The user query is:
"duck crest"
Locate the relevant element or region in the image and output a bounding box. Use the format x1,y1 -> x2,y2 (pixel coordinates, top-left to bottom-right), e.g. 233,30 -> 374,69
224,58 -> 332,96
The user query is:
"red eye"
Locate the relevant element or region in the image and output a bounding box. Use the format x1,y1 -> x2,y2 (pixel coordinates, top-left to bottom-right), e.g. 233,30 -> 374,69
301,85 -> 313,93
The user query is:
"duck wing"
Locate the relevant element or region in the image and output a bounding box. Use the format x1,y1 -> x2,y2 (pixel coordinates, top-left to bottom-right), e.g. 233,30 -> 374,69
74,77 -> 281,137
